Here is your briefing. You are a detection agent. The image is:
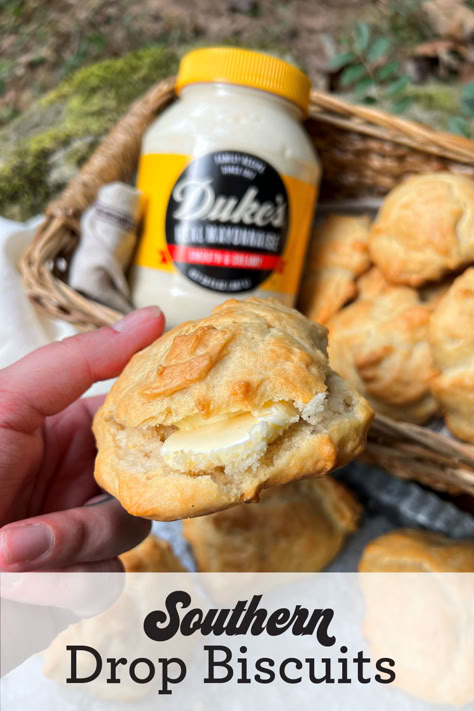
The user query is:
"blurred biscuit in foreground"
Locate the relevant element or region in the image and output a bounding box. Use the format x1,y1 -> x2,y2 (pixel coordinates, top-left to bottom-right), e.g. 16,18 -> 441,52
359,529 -> 474,706
359,528 -> 474,572
120,533 -> 186,572
44,535 -> 190,701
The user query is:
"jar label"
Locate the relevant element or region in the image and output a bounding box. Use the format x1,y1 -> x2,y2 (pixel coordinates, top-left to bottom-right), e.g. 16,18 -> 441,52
135,151 -> 317,297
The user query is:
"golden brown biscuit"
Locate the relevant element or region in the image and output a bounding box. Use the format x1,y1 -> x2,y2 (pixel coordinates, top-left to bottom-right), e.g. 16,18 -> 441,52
298,214 -> 371,324
369,172 -> 474,286
418,278 -> 453,308
327,268 -> 439,423
120,534 -> 185,572
183,476 -> 361,572
359,530 -> 474,705
93,298 -> 373,521
359,528 -> 474,572
43,535 -> 189,701
429,267 -> 474,443
355,265 -> 453,307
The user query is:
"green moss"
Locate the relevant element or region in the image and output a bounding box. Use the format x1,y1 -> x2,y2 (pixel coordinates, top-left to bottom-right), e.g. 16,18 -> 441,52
0,46 -> 178,220
43,47 -> 177,108
406,83 -> 460,114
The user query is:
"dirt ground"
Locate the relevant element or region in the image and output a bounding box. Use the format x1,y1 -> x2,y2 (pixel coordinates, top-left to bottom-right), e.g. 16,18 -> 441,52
0,0 -> 390,123
1,0 -> 473,136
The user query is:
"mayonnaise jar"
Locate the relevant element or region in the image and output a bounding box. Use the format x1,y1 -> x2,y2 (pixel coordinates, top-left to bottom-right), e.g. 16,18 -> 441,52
130,47 -> 321,328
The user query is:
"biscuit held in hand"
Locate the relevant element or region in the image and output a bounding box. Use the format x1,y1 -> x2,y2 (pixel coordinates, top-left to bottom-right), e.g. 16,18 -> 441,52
93,298 -> 373,520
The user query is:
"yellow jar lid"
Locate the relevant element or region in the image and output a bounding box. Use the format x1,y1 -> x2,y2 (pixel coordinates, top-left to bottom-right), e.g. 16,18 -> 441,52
176,47 -> 311,115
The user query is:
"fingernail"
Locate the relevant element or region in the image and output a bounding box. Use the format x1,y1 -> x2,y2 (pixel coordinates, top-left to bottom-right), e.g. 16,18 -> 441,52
83,493 -> 112,507
0,524 -> 54,566
112,306 -> 162,333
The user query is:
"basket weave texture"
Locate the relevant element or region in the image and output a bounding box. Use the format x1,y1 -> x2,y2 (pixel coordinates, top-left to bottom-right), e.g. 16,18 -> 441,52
20,77 -> 474,495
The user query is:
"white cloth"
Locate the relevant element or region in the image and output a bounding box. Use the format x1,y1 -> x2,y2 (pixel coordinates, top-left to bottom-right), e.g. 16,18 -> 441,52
0,215 -> 113,396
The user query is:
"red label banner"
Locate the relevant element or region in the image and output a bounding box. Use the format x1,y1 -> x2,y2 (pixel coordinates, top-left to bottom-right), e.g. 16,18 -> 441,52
167,244 -> 283,271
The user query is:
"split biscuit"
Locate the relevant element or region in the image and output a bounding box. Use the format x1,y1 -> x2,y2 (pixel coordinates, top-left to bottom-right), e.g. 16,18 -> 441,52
93,298 -> 373,520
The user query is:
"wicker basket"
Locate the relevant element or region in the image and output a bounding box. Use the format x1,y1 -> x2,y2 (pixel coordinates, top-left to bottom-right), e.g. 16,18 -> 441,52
20,77 -> 474,496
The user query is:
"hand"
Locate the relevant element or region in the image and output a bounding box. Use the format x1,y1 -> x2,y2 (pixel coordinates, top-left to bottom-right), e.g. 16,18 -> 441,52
0,306 -> 165,573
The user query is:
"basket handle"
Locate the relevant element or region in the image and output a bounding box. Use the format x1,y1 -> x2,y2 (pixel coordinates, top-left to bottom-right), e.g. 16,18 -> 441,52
46,77 -> 176,218
46,75 -> 474,220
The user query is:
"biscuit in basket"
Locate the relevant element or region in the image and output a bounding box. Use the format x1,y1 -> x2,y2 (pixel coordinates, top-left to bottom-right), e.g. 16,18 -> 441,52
369,172 -> 474,286
93,298 -> 373,520
359,529 -> 474,706
429,267 -> 474,443
359,528 -> 474,572
183,475 -> 361,572
298,213 -> 371,324
120,533 -> 186,572
327,268 -> 439,423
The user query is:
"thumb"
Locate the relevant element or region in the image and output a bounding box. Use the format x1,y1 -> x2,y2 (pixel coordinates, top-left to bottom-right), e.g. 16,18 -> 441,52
0,306 -> 165,434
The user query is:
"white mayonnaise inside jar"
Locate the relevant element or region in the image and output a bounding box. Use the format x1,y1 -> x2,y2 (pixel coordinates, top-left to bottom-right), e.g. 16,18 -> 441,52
130,47 -> 321,329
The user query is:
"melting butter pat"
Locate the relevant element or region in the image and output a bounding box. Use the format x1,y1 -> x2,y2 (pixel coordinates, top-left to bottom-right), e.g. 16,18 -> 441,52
161,402 -> 299,474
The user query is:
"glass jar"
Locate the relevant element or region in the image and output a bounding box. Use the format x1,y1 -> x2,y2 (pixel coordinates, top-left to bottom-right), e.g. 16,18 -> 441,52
130,47 -> 321,328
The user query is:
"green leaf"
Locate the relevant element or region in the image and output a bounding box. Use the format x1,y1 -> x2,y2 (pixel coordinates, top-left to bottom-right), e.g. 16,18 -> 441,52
329,51 -> 357,70
461,81 -> 474,98
367,37 -> 391,63
354,77 -> 375,95
461,81 -> 474,117
362,95 -> 377,105
448,116 -> 472,138
88,33 -> 107,52
354,22 -> 371,52
391,95 -> 415,114
375,60 -> 400,81
0,105 -> 20,122
0,78 -> 5,97
340,63 -> 367,87
0,59 -> 13,80
385,75 -> 411,97
29,55 -> 47,68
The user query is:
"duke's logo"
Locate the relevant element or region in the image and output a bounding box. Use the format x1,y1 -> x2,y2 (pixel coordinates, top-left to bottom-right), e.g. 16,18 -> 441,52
171,181 -> 287,228
165,150 -> 289,293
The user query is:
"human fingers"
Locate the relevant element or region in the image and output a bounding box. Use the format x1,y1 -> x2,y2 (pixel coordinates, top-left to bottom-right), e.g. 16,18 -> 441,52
1,561 -> 125,676
81,394 -> 107,419
0,306 -> 164,434
0,495 -> 151,572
